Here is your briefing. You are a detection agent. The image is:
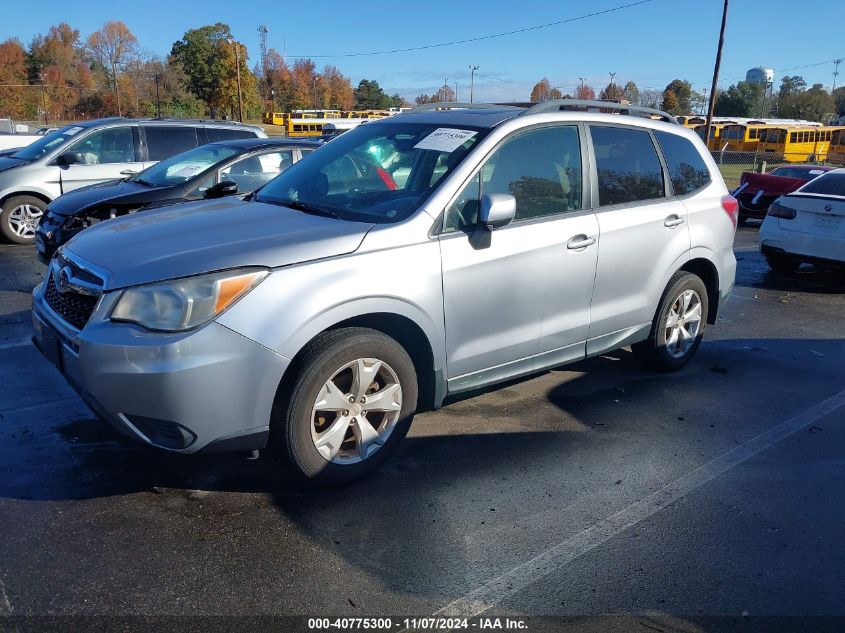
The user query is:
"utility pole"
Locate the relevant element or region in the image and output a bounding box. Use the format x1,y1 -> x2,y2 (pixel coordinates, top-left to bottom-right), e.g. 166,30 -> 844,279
469,65 -> 479,103
609,72 -> 616,95
454,81 -> 458,102
39,71 -> 48,125
704,0 -> 729,148
228,37 -> 244,122
154,74 -> 161,118
834,58 -> 842,92
702,87 -> 709,115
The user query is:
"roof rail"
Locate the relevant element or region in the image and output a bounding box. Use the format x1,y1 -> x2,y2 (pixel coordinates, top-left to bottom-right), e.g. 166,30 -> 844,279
522,99 -> 678,124
404,102 -> 521,113
147,117 -> 258,126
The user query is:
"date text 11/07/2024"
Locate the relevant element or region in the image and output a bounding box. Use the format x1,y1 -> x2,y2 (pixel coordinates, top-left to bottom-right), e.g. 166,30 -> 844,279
306,617 -> 529,630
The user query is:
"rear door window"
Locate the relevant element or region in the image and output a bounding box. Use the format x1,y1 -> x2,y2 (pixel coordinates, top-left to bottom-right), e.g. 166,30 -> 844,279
590,126 -> 665,206
654,131 -> 711,195
144,126 -> 199,161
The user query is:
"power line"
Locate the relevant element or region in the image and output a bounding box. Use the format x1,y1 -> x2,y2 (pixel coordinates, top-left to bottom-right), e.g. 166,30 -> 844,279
288,0 -> 655,58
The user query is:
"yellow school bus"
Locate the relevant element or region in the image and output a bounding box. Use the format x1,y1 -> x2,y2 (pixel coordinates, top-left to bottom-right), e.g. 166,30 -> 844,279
826,128 -> 845,164
696,123 -> 726,149
758,126 -> 845,162
717,123 -> 776,152
263,112 -> 290,126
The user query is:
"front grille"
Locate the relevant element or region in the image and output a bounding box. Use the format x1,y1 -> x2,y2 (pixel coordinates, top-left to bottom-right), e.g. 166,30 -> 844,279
44,274 -> 99,330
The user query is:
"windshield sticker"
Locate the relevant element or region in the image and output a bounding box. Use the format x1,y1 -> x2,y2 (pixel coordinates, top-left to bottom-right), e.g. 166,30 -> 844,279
65,126 -> 84,136
414,128 -> 477,153
169,163 -> 207,178
809,170 -> 824,175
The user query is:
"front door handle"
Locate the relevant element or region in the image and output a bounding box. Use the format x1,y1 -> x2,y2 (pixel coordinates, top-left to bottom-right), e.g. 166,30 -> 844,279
566,235 -> 596,250
664,214 -> 685,228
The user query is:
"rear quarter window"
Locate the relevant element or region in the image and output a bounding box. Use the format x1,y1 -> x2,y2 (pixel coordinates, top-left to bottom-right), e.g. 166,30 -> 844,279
799,173 -> 845,197
654,130 -> 711,196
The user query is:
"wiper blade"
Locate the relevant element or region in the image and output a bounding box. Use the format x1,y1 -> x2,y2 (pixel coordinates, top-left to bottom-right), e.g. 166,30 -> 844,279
134,178 -> 156,187
274,198 -> 340,219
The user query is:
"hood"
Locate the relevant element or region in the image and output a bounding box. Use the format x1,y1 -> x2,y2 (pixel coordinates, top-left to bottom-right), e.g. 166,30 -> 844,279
0,156 -> 26,173
738,172 -> 806,195
48,179 -> 181,217
64,197 -> 374,289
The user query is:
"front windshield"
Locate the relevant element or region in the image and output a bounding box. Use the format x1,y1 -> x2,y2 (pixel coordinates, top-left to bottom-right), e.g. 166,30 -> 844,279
134,144 -> 239,186
254,121 -> 487,223
12,125 -> 84,161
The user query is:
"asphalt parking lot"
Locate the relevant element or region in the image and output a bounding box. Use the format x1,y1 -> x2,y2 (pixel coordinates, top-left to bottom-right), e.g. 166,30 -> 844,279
1,226 -> 844,631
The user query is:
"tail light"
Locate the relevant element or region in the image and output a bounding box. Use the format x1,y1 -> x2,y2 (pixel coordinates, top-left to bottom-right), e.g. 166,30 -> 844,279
767,200 -> 797,220
721,194 -> 739,229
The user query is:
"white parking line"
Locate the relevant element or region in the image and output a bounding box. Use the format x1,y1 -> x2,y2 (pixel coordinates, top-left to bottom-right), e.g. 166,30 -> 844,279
434,388 -> 845,617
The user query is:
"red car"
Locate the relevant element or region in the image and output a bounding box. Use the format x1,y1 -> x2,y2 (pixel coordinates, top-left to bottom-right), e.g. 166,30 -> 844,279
734,164 -> 835,224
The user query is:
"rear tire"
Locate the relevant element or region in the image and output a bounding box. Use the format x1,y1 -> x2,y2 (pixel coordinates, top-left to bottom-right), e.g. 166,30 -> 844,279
632,271 -> 708,373
0,195 -> 46,244
765,252 -> 800,275
271,327 -> 418,485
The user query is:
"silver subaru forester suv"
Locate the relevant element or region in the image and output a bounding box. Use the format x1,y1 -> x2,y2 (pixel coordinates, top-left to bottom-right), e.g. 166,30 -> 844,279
32,100 -> 737,484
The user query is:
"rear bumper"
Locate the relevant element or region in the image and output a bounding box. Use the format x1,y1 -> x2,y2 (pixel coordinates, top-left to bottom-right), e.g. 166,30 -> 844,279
32,283 -> 289,454
759,219 -> 845,265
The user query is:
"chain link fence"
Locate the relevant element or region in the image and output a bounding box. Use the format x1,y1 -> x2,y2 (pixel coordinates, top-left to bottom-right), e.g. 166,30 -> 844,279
712,150 -> 845,190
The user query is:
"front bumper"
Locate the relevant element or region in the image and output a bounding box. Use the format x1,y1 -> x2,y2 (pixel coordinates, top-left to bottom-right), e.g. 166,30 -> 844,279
32,283 -> 289,453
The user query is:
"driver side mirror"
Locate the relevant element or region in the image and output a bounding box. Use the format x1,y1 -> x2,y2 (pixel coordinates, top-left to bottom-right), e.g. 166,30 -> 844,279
56,151 -> 83,167
204,180 -> 239,199
479,193 -> 516,230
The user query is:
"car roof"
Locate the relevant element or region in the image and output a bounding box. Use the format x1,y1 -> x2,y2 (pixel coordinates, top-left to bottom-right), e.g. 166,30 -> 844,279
213,137 -> 322,150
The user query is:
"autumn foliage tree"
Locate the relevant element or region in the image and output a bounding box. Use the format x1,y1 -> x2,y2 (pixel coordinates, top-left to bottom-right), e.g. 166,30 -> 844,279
0,39 -> 30,118
574,84 -> 596,100
86,21 -> 138,116
530,77 -> 563,102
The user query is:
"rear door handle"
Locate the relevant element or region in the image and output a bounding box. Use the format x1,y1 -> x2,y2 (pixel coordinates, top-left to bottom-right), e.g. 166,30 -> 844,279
664,215 -> 685,228
566,235 -> 596,250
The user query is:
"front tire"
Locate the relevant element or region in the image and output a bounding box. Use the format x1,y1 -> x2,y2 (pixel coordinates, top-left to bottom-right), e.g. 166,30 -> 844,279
272,327 -> 418,485
632,271 -> 708,373
1,195 -> 46,244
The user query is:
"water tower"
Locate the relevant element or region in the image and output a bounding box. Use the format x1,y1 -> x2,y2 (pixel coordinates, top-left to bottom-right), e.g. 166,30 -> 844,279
746,67 -> 775,117
746,67 -> 775,86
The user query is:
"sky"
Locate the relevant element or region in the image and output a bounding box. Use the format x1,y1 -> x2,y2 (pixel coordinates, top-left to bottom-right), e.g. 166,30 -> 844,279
2,0 -> 843,104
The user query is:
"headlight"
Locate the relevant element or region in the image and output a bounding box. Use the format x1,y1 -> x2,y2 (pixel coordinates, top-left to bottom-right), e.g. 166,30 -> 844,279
111,268 -> 268,332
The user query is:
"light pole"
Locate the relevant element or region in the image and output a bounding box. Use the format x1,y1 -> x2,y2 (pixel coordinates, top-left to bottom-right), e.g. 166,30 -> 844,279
454,81 -> 458,102
469,65 -> 479,103
227,36 -> 244,122
609,72 -> 616,99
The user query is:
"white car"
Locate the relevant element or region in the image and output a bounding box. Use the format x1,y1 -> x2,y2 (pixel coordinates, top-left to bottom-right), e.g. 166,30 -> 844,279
759,168 -> 845,273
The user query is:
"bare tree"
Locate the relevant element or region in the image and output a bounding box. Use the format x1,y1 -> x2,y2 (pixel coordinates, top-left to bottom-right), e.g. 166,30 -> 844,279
87,21 -> 138,116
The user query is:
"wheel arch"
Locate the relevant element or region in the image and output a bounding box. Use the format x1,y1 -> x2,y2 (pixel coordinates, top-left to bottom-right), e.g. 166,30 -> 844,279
0,190 -> 52,208
275,309 -> 444,415
679,257 -> 720,324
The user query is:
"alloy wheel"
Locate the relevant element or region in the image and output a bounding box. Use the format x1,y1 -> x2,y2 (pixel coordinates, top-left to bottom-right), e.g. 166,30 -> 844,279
8,204 -> 43,238
310,357 -> 402,464
664,289 -> 702,358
